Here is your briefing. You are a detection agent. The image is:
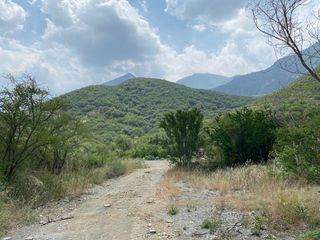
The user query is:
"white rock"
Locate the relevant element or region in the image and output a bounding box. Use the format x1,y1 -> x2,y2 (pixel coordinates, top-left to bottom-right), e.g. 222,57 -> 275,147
2,237 -> 12,240
149,229 -> 157,234
25,237 -> 34,240
104,204 -> 111,208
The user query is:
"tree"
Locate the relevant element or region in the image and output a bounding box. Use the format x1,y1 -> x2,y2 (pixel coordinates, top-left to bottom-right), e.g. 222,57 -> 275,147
160,108 -> 203,167
207,108 -> 280,167
0,75 -> 72,180
251,0 -> 320,82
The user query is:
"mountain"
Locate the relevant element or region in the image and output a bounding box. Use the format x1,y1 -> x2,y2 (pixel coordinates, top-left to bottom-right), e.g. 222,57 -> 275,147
177,73 -> 232,89
214,59 -> 300,96
215,44 -> 320,96
104,73 -> 135,86
62,78 -> 254,142
253,71 -> 320,121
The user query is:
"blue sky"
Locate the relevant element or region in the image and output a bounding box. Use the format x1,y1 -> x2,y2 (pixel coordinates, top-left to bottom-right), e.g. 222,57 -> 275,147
0,0 -> 292,94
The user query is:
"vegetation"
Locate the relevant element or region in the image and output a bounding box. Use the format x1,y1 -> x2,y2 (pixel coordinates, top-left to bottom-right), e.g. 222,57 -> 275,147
62,78 -> 254,157
201,218 -> 222,233
206,108 -> 280,168
160,108 -> 203,167
168,205 -> 179,216
0,77 -> 144,236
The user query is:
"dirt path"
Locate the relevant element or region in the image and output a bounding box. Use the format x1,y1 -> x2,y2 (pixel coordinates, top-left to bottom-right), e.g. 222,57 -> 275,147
9,160 -> 172,240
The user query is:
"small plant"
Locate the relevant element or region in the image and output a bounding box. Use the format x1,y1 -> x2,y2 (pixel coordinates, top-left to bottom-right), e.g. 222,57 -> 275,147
187,204 -> 197,212
251,215 -> 264,236
201,218 -> 222,233
168,206 -> 179,216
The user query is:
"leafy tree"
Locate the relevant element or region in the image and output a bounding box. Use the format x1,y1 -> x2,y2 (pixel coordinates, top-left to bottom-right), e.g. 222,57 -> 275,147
160,108 -> 204,167
207,108 -> 280,167
0,75 -> 75,180
274,113 -> 320,183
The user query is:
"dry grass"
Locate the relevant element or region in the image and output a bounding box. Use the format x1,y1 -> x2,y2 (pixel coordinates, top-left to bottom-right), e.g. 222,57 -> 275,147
0,194 -> 35,236
166,165 -> 320,231
156,172 -> 181,200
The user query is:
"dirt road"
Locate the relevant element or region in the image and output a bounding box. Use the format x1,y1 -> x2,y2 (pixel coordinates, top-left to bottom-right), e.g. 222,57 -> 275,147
10,161 -> 172,240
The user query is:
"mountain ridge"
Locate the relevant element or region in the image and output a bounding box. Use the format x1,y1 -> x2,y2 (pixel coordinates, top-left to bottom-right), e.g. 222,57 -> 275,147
177,73 -> 232,89
104,73 -> 135,86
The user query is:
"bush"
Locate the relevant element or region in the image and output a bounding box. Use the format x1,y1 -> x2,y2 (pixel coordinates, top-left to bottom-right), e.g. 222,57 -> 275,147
274,114 -> 320,183
207,108 -> 280,167
160,108 -> 204,167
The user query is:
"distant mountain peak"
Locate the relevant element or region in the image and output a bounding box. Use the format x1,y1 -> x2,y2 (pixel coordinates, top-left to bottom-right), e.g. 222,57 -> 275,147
177,73 -> 232,90
104,73 -> 136,86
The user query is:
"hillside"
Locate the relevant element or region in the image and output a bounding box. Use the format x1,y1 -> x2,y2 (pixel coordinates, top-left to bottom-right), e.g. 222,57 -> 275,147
104,73 -> 135,86
253,73 -> 320,121
62,78 -> 254,142
214,57 -> 300,96
215,44 -> 320,96
177,73 -> 232,89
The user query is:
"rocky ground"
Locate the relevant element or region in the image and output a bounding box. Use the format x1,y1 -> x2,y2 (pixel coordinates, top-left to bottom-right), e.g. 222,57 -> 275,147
5,160 -> 292,240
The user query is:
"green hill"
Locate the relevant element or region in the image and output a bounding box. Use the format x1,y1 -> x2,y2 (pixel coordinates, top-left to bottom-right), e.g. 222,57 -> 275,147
253,73 -> 320,122
62,78 -> 254,142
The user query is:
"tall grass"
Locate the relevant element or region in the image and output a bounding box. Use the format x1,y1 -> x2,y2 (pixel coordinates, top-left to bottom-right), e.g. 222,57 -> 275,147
166,165 -> 320,232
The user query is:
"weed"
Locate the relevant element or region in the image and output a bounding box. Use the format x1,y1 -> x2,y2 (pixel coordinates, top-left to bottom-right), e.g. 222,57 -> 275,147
187,204 -> 197,212
201,218 -> 222,233
298,229 -> 320,240
168,206 -> 179,216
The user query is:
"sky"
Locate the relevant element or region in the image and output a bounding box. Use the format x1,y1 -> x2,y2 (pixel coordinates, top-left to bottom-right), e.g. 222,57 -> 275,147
0,0 -> 313,94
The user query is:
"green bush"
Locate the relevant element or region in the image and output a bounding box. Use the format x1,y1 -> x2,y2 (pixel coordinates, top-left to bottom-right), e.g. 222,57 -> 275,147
160,108 -> 204,167
274,114 -> 320,183
207,108 -> 280,167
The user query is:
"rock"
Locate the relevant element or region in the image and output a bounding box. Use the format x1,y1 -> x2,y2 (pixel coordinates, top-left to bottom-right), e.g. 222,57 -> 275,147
2,237 -> 12,240
193,230 -> 208,236
149,229 -> 157,234
104,204 -> 111,208
166,219 -> 173,223
25,237 -> 34,240
144,170 -> 151,174
146,199 -> 154,204
147,223 -> 153,227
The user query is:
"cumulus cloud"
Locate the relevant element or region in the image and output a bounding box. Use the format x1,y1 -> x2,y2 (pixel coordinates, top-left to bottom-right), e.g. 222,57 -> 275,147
0,0 -> 279,94
165,0 -> 247,24
41,0 -> 162,66
0,0 -> 27,33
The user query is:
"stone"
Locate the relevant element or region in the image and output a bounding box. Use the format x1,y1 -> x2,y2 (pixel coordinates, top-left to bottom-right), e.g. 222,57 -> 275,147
166,219 -> 173,223
149,229 -> 157,234
104,204 -> 111,208
147,223 -> 153,227
146,199 -> 154,204
2,237 -> 12,240
25,237 -> 34,240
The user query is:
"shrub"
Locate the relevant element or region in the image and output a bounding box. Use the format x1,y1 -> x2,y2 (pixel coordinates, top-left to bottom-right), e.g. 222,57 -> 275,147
160,108 -> 204,167
207,108 -> 280,167
274,114 -> 320,183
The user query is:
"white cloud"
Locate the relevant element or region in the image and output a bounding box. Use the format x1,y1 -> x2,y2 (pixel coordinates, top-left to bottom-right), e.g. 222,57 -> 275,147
165,0 -> 247,24
41,0 -> 163,66
192,24 -> 206,32
0,0 -> 280,94
0,0 -> 27,33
